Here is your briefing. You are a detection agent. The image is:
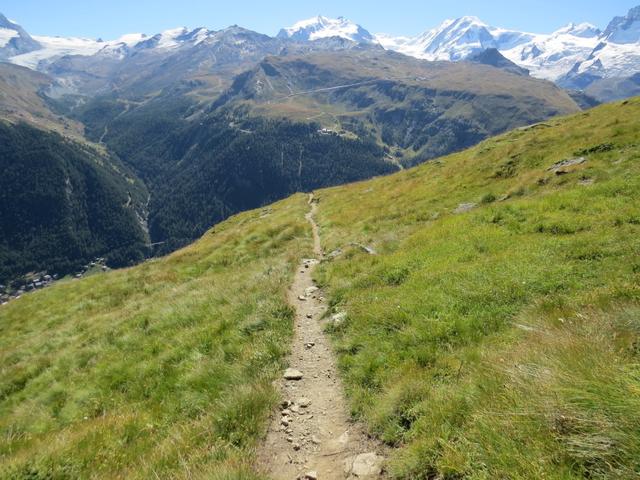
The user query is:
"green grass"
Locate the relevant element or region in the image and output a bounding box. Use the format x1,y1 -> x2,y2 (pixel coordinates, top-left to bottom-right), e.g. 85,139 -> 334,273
2,97 -> 640,479
314,98 -> 640,478
0,194 -> 311,479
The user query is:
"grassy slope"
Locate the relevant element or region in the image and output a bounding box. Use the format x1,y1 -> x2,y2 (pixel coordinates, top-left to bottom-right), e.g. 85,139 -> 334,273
0,194 -> 310,479
314,98 -> 640,479
1,97 -> 639,480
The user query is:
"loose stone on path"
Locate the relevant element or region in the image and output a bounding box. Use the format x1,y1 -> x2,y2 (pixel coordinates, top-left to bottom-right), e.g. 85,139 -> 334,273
284,368 -> 304,380
345,452 -> 385,477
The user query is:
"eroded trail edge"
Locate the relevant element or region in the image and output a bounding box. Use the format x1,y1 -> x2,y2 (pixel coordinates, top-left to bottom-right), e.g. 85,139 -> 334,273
257,194 -> 385,479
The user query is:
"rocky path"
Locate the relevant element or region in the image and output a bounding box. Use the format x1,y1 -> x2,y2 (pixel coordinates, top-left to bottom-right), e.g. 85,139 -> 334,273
256,194 -> 385,480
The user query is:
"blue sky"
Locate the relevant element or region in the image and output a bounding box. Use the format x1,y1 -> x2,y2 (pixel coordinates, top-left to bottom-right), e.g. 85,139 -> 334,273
1,0 -> 638,39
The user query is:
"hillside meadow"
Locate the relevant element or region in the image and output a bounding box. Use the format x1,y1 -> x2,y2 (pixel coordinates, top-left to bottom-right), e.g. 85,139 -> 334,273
314,98 -> 640,478
0,195 -> 310,479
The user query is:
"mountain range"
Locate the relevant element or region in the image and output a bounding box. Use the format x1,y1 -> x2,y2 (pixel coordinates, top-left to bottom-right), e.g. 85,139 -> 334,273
2,6 -> 639,101
376,18 -> 601,81
282,7 -> 640,101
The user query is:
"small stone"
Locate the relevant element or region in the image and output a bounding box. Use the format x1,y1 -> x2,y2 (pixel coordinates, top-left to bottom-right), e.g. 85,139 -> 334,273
297,397 -> 311,408
293,443 -> 301,451
548,156 -> 586,173
306,313 -> 313,319
286,436 -> 293,443
311,435 -> 321,444
454,202 -> 477,214
284,368 -> 303,380
281,418 -> 289,427
345,452 -> 385,477
298,295 -> 306,301
282,409 -> 291,416
327,248 -> 343,259
331,312 -> 347,327
304,471 -> 318,480
305,286 -> 319,296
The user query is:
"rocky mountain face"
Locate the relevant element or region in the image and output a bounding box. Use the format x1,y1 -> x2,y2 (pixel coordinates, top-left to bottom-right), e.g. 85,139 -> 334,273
0,13 -> 40,58
602,5 -> 640,42
44,26 -> 290,99
467,48 -> 529,76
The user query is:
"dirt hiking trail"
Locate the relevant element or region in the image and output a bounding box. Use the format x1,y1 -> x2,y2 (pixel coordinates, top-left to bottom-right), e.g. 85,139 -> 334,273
256,194 -> 385,479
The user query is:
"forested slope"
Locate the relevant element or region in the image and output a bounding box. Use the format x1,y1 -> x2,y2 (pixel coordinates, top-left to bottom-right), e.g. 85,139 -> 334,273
0,122 -> 149,283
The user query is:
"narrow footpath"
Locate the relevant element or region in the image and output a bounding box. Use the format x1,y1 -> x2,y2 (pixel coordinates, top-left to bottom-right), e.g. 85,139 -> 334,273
257,194 -> 385,479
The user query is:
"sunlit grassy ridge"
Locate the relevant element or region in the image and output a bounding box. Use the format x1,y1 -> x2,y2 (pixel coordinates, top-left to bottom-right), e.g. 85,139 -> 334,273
0,194 -> 310,479
314,98 -> 640,478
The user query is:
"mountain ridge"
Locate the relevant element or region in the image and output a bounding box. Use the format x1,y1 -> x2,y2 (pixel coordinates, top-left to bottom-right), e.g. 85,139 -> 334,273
3,6 -> 640,101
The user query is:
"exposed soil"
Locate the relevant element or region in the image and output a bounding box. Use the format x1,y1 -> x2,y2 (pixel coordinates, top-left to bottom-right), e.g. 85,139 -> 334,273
256,194 -> 385,479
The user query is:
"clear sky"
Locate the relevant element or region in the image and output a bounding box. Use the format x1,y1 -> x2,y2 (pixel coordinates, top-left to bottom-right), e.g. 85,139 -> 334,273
1,0 -> 638,39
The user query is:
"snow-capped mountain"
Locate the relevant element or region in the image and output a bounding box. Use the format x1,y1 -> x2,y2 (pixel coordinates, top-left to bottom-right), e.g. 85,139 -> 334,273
3,6 -> 640,102
561,6 -> 640,89
377,17 -> 602,81
277,16 -> 377,44
373,7 -> 640,95
377,16 -> 534,62
4,14 -> 380,73
501,23 -> 601,81
7,25 -> 225,69
10,34 -> 143,69
602,5 -> 640,43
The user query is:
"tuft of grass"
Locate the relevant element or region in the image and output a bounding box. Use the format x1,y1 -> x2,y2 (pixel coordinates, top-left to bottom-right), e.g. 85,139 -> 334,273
314,97 -> 640,478
0,194 -> 311,479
